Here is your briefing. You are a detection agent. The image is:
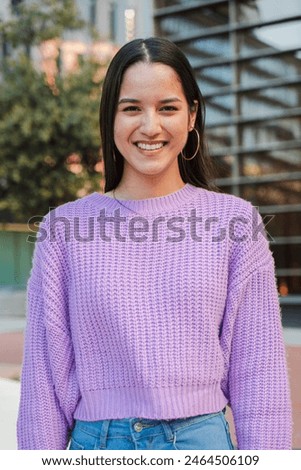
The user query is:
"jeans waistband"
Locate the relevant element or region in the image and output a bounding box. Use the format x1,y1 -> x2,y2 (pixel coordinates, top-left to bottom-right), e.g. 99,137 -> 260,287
75,409 -> 226,448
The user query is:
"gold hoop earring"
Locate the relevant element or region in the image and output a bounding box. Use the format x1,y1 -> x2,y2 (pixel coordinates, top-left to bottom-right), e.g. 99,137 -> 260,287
181,128 -> 200,161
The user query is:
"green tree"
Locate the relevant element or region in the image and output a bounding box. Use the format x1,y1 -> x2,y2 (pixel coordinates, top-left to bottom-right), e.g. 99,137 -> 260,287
0,0 -> 103,223
1,0 -> 85,56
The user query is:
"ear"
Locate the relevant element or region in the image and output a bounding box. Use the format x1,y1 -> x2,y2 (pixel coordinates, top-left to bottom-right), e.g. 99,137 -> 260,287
188,100 -> 198,130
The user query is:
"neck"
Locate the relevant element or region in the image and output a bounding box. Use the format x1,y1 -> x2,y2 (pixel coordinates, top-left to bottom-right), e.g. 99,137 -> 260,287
113,178 -> 186,201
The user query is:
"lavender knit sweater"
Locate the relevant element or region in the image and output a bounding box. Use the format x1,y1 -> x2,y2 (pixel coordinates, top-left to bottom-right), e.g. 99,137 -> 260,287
17,183 -> 292,449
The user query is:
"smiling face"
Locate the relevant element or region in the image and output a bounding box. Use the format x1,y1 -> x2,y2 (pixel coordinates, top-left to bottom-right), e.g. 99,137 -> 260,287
113,61 -> 197,189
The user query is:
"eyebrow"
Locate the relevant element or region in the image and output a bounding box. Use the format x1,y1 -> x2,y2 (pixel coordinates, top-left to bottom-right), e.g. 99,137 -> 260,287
118,97 -> 182,105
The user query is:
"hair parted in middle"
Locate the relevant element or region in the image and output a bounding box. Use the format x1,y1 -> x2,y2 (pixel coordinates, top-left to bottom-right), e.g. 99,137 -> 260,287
99,37 -> 218,193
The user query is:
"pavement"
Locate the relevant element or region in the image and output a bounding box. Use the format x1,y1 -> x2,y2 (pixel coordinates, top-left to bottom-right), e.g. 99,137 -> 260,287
0,289 -> 300,450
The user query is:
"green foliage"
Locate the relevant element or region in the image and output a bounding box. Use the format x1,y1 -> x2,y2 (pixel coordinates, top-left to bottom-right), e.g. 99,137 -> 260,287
0,0 -> 85,53
0,0 -> 104,223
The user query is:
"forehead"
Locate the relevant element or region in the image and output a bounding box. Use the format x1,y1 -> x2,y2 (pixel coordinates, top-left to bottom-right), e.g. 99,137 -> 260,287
119,62 -> 185,98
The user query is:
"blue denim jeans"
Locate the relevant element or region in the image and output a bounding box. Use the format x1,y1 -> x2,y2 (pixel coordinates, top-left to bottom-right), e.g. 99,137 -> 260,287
69,409 -> 235,450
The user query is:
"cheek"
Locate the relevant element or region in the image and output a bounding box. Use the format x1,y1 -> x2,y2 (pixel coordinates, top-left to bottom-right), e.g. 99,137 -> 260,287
113,118 -> 126,145
167,113 -> 190,133
167,119 -> 189,143
114,117 -> 135,143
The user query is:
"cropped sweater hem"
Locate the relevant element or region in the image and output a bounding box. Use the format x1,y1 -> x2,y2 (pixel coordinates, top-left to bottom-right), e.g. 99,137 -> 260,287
74,385 -> 228,421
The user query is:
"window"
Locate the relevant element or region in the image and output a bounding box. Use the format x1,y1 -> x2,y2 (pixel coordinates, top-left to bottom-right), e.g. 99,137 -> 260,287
109,2 -> 117,41
89,0 -> 97,27
11,0 -> 23,15
125,8 -> 136,42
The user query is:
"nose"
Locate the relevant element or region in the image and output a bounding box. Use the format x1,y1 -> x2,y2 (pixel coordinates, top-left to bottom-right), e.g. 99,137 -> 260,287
140,110 -> 162,136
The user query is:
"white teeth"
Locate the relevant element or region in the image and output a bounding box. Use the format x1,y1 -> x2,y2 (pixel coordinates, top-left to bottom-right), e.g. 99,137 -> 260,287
136,142 -> 164,151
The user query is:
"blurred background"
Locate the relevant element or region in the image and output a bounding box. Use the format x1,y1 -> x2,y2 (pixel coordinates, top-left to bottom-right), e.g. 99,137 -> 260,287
0,0 -> 300,449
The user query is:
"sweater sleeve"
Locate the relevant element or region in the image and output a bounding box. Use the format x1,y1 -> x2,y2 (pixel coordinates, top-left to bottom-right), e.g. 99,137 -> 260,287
220,204 -> 292,449
227,267 -> 292,449
17,212 -> 80,449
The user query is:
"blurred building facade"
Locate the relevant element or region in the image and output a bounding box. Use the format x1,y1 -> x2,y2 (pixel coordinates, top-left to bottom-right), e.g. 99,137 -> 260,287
0,0 -> 154,46
74,0 -> 154,44
1,1 -> 154,74
154,0 -> 301,307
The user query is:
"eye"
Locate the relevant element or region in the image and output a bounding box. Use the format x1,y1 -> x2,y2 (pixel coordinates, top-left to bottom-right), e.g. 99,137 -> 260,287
122,106 -> 141,112
160,105 -> 178,112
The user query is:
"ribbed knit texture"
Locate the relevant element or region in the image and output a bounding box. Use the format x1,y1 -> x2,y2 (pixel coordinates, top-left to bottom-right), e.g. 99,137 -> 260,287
17,183 -> 292,449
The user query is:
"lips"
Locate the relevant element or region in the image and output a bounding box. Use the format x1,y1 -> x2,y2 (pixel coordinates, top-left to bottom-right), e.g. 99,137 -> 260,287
135,141 -> 167,151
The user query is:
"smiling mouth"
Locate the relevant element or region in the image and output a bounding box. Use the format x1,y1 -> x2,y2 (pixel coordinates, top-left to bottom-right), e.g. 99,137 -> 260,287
135,142 -> 167,151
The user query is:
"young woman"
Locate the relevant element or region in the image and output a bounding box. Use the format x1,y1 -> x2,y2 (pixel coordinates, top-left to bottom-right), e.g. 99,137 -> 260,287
17,37 -> 292,450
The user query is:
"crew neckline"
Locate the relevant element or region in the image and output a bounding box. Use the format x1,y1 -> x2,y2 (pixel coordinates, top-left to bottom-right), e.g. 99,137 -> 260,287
88,183 -> 200,215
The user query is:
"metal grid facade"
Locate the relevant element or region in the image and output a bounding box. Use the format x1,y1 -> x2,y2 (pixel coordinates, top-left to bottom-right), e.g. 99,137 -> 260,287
154,0 -> 301,307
